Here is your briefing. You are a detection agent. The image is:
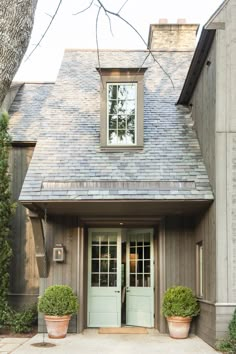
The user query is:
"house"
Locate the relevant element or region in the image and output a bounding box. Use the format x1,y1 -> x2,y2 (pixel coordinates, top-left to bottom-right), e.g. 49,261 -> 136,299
5,0 -> 235,347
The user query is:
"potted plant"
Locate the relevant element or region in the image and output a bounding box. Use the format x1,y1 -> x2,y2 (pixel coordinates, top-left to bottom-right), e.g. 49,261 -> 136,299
162,285 -> 200,339
38,285 -> 79,339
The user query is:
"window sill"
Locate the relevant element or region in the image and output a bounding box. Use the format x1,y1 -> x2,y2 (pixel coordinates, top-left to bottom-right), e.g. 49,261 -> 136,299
100,145 -> 143,152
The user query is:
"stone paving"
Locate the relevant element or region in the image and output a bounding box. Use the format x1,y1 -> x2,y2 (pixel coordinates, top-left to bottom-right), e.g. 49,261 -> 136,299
0,338 -> 29,354
0,329 -> 222,354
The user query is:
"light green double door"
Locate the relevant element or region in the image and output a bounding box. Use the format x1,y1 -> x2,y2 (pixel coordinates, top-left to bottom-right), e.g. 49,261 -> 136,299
87,228 -> 154,328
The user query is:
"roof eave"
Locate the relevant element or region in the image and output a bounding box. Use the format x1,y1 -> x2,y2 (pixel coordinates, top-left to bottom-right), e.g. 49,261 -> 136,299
177,29 -> 215,105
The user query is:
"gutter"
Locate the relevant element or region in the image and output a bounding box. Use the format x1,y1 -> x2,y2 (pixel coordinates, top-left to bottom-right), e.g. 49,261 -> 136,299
177,29 -> 215,105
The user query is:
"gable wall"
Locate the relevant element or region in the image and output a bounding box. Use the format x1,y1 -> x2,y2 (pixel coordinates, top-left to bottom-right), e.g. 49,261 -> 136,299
190,0 -> 236,344
214,0 -> 236,341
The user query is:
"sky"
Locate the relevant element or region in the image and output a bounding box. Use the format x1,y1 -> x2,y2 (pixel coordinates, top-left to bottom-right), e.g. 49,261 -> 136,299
14,0 -> 223,82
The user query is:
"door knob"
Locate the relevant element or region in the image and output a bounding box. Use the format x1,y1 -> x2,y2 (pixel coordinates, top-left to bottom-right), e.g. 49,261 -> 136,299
115,290 -> 120,293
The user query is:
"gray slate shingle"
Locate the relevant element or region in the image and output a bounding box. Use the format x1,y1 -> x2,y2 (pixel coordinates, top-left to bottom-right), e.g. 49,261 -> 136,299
9,50 -> 213,201
9,83 -> 54,142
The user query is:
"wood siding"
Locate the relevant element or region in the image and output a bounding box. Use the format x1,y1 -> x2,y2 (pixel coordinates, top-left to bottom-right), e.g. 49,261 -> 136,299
190,38 -> 216,192
165,216 -> 196,290
195,205 -> 216,346
38,215 -> 78,332
9,147 -> 38,307
196,302 -> 216,347
159,216 -> 196,333
190,1 -> 236,345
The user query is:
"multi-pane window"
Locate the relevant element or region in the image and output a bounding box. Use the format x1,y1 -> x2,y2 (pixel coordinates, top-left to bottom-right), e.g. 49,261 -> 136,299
129,233 -> 151,287
91,233 -> 117,287
99,69 -> 146,149
196,241 -> 203,297
107,83 -> 137,145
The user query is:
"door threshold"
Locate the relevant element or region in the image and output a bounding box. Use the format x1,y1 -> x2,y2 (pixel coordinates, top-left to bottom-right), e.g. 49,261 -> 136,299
98,327 -> 148,334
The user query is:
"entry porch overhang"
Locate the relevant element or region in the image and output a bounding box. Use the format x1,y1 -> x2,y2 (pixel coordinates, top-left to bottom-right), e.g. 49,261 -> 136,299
22,199 -> 212,219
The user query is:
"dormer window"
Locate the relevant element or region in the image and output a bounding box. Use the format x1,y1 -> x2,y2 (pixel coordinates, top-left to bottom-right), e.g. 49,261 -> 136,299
107,83 -> 136,145
99,68 -> 146,150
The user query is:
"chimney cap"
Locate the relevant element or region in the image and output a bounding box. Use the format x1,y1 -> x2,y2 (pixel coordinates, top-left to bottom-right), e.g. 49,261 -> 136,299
159,19 -> 168,24
177,18 -> 187,24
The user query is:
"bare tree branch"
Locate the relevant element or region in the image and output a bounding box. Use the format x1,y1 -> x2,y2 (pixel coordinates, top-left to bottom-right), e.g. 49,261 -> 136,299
96,0 -> 174,88
105,12 -> 114,37
138,52 -> 151,72
95,5 -> 104,89
118,0 -> 129,14
73,0 -> 94,16
24,0 -> 174,88
25,0 -> 63,62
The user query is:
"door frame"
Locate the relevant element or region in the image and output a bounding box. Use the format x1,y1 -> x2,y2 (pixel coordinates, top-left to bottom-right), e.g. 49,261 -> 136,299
125,228 -> 154,327
76,219 -> 165,332
87,228 -> 122,327
86,227 -> 157,328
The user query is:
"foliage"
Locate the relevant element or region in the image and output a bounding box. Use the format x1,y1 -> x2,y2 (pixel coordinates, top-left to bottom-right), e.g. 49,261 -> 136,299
0,112 -> 15,327
162,286 -> 200,318
38,285 -> 79,316
4,304 -> 38,333
217,309 -> 236,353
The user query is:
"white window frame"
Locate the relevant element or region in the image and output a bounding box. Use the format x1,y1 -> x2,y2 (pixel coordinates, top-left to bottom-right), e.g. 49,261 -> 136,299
99,68 -> 146,151
106,82 -> 137,146
196,241 -> 203,298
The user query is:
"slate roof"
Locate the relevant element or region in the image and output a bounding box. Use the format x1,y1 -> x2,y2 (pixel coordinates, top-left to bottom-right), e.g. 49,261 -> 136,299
10,49 -> 214,201
9,83 -> 54,142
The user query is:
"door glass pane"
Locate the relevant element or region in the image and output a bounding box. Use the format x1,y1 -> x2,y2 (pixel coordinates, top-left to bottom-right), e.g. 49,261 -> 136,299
92,274 -> 99,286
144,260 -> 150,273
137,274 -> 143,287
109,260 -> 117,272
138,247 -> 143,259
100,235 -> 108,243
92,260 -> 99,272
144,247 -> 150,259
92,246 -> 99,258
100,274 -> 108,287
128,232 -> 151,288
110,246 -> 117,258
109,274 -> 117,287
130,274 -> 136,286
101,260 -> 108,272
92,236 -> 100,244
137,260 -> 143,273
91,232 -> 118,287
130,254 -> 137,273
101,246 -> 108,258
144,274 -> 151,287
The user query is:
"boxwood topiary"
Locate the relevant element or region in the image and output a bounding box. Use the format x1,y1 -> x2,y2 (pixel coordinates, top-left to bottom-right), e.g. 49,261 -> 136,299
38,285 -> 79,316
162,286 -> 200,318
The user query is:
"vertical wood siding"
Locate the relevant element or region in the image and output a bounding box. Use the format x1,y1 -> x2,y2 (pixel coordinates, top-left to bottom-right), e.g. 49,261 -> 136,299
9,147 -> 39,307
195,205 -> 216,346
190,38 -> 216,192
38,215 -> 78,332
190,34 -> 217,347
165,216 -> 195,290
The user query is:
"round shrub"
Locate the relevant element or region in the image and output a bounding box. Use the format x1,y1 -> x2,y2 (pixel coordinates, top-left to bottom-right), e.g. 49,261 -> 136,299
38,285 -> 79,316
162,286 -> 200,318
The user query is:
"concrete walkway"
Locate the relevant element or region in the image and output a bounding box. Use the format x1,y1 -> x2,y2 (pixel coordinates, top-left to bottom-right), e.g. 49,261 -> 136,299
0,329 -> 221,354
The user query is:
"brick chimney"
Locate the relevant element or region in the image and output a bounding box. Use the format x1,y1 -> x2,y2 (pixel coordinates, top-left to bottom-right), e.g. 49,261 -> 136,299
148,20 -> 199,51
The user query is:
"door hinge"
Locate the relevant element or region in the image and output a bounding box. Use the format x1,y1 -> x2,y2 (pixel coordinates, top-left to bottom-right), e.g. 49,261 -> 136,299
153,314 -> 155,319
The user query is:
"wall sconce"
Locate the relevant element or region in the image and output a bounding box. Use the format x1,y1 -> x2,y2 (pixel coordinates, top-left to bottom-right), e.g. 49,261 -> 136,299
53,244 -> 65,263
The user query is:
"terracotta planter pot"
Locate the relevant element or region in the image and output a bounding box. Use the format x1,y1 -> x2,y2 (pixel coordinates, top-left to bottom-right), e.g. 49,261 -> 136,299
166,316 -> 192,339
44,315 -> 71,339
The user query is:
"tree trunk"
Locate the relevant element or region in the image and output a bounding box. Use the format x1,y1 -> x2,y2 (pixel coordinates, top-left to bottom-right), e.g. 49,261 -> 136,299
0,0 -> 38,107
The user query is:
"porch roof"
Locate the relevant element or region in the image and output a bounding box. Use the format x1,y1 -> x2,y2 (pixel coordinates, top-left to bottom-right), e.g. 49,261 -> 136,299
9,50 -> 213,203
